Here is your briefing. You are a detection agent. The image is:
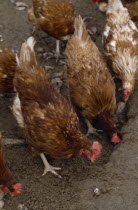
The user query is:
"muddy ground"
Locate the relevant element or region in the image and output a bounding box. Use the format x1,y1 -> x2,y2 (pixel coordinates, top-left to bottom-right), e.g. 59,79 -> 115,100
0,0 -> 138,209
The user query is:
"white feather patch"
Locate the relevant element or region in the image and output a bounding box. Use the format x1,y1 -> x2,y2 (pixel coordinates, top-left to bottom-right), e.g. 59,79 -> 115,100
26,36 -> 36,51
98,3 -> 107,12
12,93 -> 24,128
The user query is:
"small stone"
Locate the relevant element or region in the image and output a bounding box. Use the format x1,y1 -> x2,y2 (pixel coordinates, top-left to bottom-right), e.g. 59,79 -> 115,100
16,7 -> 26,11
91,26 -> 97,35
37,47 -> 44,53
88,27 -> 97,36
15,2 -> 28,11
45,65 -> 54,70
94,188 -> 100,196
118,87 -> 122,91
116,102 -> 126,114
0,200 -> 4,210
54,72 -> 63,77
59,60 -> 65,65
15,2 -> 28,8
17,204 -> 28,210
0,35 -> 4,42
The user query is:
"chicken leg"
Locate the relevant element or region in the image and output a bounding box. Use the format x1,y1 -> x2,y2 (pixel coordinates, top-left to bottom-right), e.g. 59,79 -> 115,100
85,119 -> 103,137
40,153 -> 62,178
55,40 -> 60,62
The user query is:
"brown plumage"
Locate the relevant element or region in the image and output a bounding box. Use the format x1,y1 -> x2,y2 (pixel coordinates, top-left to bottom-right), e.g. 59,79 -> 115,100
0,47 -> 16,94
28,0 -> 75,40
65,16 -> 122,144
93,0 -> 138,21
0,133 -> 21,195
13,37 -> 102,178
103,0 -> 138,102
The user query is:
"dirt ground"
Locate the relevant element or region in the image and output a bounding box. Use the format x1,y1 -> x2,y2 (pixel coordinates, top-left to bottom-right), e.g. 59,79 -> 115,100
0,0 -> 138,209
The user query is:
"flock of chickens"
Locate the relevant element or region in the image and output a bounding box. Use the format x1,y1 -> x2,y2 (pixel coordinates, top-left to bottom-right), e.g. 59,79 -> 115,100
0,0 -> 138,200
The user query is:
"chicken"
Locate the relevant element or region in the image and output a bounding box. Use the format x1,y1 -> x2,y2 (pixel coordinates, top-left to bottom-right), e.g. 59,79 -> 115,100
28,0 -> 75,59
92,0 -> 138,21
65,16 -> 122,144
13,36 -> 102,178
103,0 -> 138,102
0,133 -> 21,195
0,47 -> 16,94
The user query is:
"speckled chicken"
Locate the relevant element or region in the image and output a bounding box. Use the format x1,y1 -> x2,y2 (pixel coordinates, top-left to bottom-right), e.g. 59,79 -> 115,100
103,0 -> 138,102
13,37 -> 102,178
92,0 -> 138,21
65,16 -> 122,144
0,133 -> 21,195
0,47 -> 16,94
28,0 -> 75,58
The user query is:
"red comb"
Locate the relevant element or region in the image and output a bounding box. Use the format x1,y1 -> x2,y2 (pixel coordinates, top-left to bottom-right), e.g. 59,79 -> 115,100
92,0 -> 98,2
111,134 -> 122,144
92,141 -> 102,156
123,88 -> 131,102
12,183 -> 21,195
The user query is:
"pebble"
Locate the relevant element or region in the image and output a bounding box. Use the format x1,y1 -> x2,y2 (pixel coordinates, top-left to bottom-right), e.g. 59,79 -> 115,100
116,102 -> 126,114
0,35 -> 4,42
37,47 -> 44,53
15,2 -> 28,11
17,204 -> 28,210
88,26 -> 97,36
93,188 -> 100,196
45,65 -> 54,70
15,2 -> 28,7
54,72 -> 63,77
91,26 -> 97,35
59,60 -> 65,65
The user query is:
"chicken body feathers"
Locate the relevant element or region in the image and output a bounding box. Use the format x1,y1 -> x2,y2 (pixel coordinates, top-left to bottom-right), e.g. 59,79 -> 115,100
65,16 -> 116,120
14,37 -> 92,159
29,0 -> 75,40
0,47 -> 16,93
0,134 -> 15,188
103,0 -> 138,96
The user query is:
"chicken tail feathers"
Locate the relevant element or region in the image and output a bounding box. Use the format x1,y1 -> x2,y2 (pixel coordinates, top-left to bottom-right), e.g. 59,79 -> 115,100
17,36 -> 36,67
74,15 -> 90,45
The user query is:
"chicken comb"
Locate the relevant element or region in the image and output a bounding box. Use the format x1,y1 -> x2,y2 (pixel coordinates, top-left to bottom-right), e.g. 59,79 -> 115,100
92,141 -> 102,156
12,183 -> 22,195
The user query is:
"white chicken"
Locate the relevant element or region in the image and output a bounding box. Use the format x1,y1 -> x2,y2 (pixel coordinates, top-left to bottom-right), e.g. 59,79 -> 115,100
103,0 -> 138,103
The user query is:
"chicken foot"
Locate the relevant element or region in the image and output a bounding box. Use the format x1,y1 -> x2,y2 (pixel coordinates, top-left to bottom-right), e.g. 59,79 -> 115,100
40,153 -> 62,178
85,119 -> 103,137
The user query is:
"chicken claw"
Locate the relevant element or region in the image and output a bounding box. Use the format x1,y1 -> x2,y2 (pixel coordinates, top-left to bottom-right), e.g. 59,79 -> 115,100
85,119 -> 103,137
40,153 -> 62,178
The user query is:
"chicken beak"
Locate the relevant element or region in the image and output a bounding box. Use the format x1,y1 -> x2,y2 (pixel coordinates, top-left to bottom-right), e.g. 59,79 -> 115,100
91,157 -> 95,163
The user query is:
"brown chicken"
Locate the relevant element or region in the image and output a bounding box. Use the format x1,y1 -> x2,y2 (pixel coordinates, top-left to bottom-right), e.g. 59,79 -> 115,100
13,37 -> 102,178
65,16 -> 122,144
0,133 -> 21,195
28,0 -> 75,58
92,0 -> 138,21
103,0 -> 138,102
0,47 -> 16,94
